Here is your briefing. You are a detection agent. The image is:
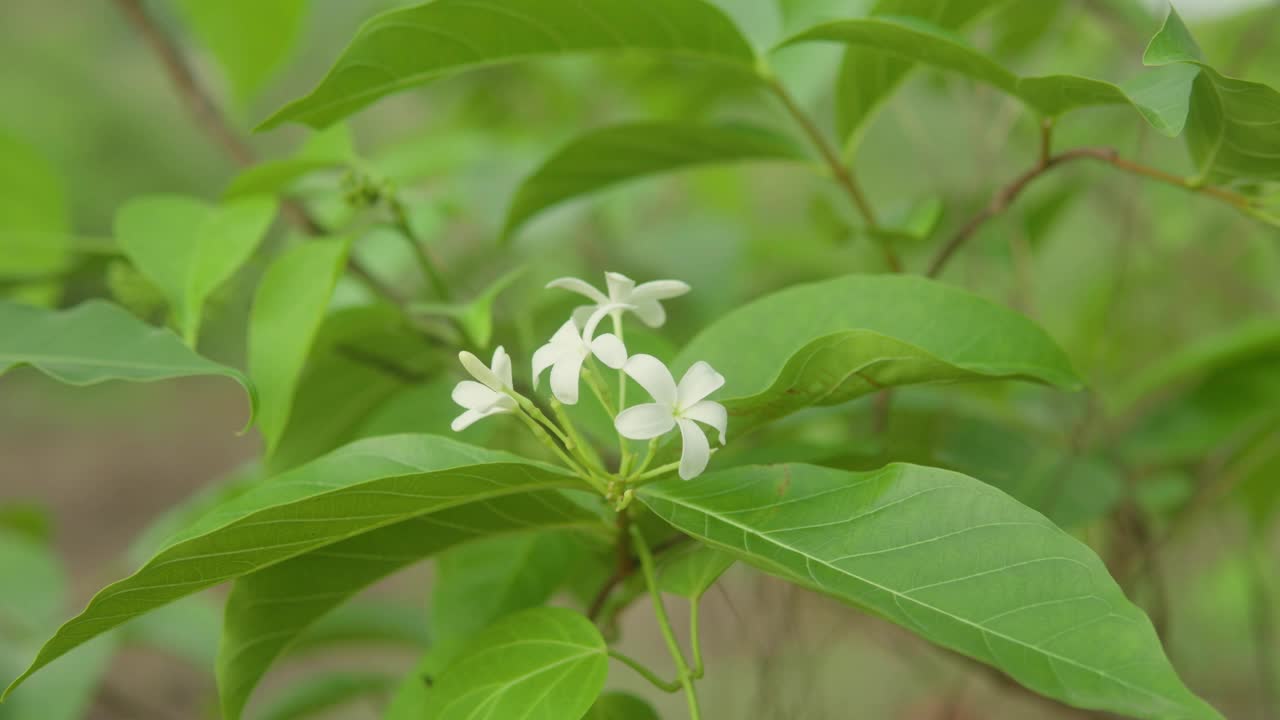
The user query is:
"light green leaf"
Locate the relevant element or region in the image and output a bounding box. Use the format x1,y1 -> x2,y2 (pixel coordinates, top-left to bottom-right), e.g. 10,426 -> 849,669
0,132 -> 68,286
1143,8 -> 1280,183
674,274 -> 1080,435
502,123 -> 804,240
639,464 -> 1223,719
783,16 -> 1197,136
585,692 -> 661,720
1,435 -> 591,700
655,544 -> 734,599
410,268 -> 524,348
121,596 -> 221,669
261,0 -> 757,130
256,672 -> 397,720
0,300 -> 255,419
423,607 -> 608,720
174,0 -> 309,104
115,194 -> 277,345
219,496 -> 602,720
249,238 -> 350,455
225,124 -> 356,200
293,600 -> 430,653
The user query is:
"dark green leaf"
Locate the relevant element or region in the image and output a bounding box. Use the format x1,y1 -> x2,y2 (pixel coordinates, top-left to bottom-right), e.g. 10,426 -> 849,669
261,0 -> 757,130
639,463 -> 1222,719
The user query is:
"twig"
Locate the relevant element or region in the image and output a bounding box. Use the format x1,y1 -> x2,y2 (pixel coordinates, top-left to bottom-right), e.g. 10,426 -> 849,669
587,534 -> 688,621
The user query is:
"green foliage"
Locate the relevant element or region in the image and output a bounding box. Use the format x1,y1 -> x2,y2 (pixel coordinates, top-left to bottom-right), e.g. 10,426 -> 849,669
173,0 -> 309,105
586,692 -> 662,720
0,132 -> 68,293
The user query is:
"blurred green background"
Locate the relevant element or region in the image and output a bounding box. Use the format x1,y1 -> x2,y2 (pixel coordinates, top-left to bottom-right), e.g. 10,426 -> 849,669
1,0 -> 1278,718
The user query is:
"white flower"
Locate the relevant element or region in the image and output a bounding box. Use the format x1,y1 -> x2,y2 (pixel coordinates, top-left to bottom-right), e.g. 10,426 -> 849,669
614,355 -> 727,480
451,346 -> 517,431
547,272 -> 690,329
532,305 -> 628,405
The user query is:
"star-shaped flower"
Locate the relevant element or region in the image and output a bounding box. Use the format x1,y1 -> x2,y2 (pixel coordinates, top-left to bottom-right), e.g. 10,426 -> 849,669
547,271 -> 690,328
451,346 -> 517,431
532,305 -> 628,405
614,354 -> 727,480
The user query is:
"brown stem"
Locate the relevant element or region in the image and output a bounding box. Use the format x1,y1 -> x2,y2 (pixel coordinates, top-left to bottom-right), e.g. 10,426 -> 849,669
927,147 -> 1256,278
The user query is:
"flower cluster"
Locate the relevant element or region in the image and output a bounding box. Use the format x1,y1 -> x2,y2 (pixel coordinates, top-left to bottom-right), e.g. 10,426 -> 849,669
450,271 -> 727,483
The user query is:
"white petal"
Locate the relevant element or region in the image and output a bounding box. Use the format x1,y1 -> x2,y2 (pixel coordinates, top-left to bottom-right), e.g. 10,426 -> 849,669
623,354 -> 677,407
582,303 -> 630,341
676,361 -> 725,408
676,418 -> 712,480
547,277 -> 608,303
630,279 -> 690,302
451,405 -> 510,432
531,343 -> 563,389
682,400 -> 727,444
571,304 -> 598,330
590,333 -> 627,369
452,380 -> 501,410
604,272 -> 635,301
614,403 -> 676,440
550,353 -> 586,405
630,299 -> 666,328
459,351 -> 503,391
491,345 -> 513,390
550,319 -> 580,346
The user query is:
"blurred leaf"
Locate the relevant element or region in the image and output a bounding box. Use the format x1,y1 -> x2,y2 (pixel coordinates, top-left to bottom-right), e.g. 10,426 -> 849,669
675,274 -> 1081,435
2,435 -> 592,702
115,194 -> 277,345
121,595 -> 221,668
262,0 -> 758,130
655,543 -> 734,599
0,504 -> 51,546
0,300 -> 255,418
0,530 -> 65,639
1143,8 -> 1280,183
293,600 -> 431,652
585,692 -> 661,720
174,0 -> 309,104
256,671 -> 396,720
502,123 -> 804,240
422,607 -> 608,720
991,0 -> 1065,58
784,17 -> 1198,136
410,268 -> 524,348
249,238 -> 350,455
0,132 -> 68,293
225,124 -> 355,199
640,463 -> 1223,720
0,636 -> 115,720
1237,434 -> 1280,529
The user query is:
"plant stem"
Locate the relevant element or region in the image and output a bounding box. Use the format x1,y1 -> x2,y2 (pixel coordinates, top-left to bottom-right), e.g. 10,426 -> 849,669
629,438 -> 662,481
608,650 -> 681,693
613,317 -> 634,475
516,413 -> 599,490
388,197 -> 451,300
583,364 -> 617,416
689,600 -> 705,679
513,395 -> 575,449
632,460 -> 682,484
551,398 -> 607,475
630,524 -> 701,720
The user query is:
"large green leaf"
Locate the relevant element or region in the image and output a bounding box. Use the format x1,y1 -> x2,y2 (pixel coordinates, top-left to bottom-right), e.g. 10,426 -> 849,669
585,692 -> 661,720
0,132 -> 68,290
639,464 -> 1222,719
422,607 -> 608,720
829,0 -> 1005,147
174,0 -> 309,104
0,300 -> 255,417
674,274 -> 1080,434
249,239 -> 350,455
1143,8 -> 1280,183
218,497 -> 603,720
1,435 -> 591,700
115,194 -> 277,345
784,16 -> 1197,136
262,0 -> 757,130
655,543 -> 734,599
502,123 -> 804,240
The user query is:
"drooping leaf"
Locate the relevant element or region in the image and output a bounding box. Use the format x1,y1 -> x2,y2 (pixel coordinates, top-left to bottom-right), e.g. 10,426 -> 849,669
218,495 -> 603,720
422,607 -> 608,720
655,543 -> 735,599
674,274 -> 1080,435
1143,8 -> 1280,184
0,132 -> 68,295
0,300 -> 255,419
502,123 -> 804,240
249,238 -> 350,454
224,124 -> 356,200
585,692 -> 661,720
174,0 -> 309,104
114,194 -> 277,345
410,267 -> 525,347
1,435 -> 591,700
255,672 -> 397,720
639,464 -> 1223,719
261,0 -> 758,130
783,16 -> 1198,136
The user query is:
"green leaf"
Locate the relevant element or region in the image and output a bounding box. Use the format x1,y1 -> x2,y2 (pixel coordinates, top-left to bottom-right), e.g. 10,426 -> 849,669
293,600 -> 430,653
0,132 -> 68,286
1143,8 -> 1280,183
829,0 -> 1005,147
639,464 -> 1223,719
1,435 -> 591,700
0,300 -> 255,419
674,274 -> 1080,435
219,496 -> 602,720
114,194 -> 277,345
174,0 -> 309,104
225,124 -> 356,200
249,239 -> 350,455
423,607 -> 608,720
120,596 -> 221,669
585,692 -> 661,720
783,16 -> 1198,136
502,123 -> 804,240
260,0 -> 757,130
655,543 -> 734,599
255,672 -> 397,720
410,268 -> 525,348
